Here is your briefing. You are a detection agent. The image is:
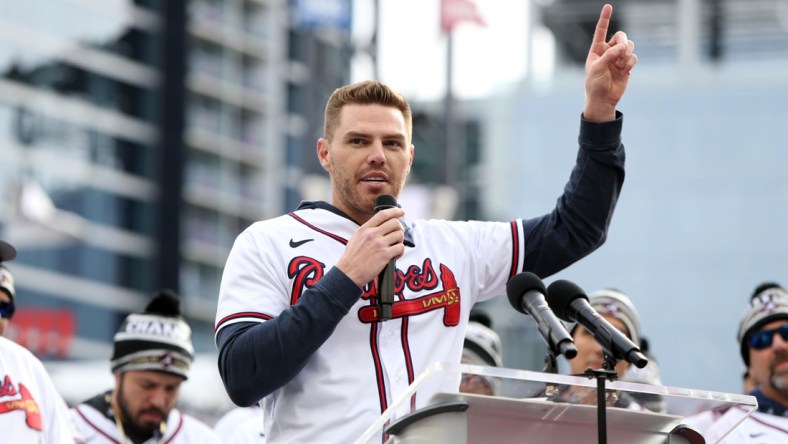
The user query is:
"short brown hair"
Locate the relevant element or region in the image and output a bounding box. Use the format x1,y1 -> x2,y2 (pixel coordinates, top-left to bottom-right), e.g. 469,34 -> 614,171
323,80 -> 412,141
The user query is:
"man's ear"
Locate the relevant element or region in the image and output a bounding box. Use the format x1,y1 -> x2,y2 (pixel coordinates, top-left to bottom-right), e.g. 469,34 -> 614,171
317,138 -> 330,171
406,144 -> 415,175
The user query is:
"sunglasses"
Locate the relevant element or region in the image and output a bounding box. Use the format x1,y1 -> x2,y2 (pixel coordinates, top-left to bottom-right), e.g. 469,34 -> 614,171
0,301 -> 14,320
749,323 -> 788,350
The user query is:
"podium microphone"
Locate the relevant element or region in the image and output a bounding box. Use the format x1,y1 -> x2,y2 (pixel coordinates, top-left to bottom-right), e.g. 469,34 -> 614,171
547,279 -> 648,368
373,194 -> 404,321
506,272 -> 577,359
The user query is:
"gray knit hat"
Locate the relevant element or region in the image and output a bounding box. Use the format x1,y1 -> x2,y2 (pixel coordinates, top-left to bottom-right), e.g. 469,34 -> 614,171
738,286 -> 788,366
570,288 -> 641,347
111,290 -> 194,379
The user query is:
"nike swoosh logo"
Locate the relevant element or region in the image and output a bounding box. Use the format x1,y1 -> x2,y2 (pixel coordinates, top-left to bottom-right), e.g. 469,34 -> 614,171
289,238 -> 314,248
749,432 -> 765,438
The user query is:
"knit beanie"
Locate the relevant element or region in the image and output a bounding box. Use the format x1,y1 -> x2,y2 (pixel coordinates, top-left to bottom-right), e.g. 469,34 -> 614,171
738,286 -> 788,366
463,320 -> 503,368
0,266 -> 15,301
110,290 -> 194,379
569,288 -> 641,346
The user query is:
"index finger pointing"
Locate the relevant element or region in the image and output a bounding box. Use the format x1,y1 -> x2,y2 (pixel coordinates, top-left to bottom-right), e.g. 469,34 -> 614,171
592,4 -> 614,47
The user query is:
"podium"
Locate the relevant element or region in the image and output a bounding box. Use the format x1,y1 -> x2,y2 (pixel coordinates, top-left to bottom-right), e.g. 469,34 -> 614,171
354,362 -> 757,444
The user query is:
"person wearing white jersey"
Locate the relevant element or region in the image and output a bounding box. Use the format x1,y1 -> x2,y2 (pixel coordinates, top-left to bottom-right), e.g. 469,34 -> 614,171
0,238 -> 76,443
460,311 -> 503,396
0,336 -> 76,443
0,240 -> 16,337
0,239 -> 17,337
214,404 -> 265,443
215,4 -> 637,442
684,285 -> 788,441
71,290 -> 221,444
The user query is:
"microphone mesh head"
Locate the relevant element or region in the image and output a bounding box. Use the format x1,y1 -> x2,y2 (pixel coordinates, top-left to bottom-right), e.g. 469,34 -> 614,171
546,280 -> 586,321
374,194 -> 397,210
506,272 -> 546,315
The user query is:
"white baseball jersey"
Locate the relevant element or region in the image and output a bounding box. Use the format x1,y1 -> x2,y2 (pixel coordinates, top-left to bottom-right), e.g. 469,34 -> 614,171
216,209 -> 526,443
225,416 -> 266,444
214,406 -> 265,443
71,400 -> 222,444
684,405 -> 788,443
0,336 -> 75,443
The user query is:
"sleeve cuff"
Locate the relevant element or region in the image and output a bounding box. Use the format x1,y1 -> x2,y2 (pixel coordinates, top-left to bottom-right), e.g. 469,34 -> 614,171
579,110 -> 623,147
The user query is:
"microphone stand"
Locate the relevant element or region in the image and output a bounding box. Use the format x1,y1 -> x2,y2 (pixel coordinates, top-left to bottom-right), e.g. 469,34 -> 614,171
542,351 -> 560,397
583,353 -> 618,444
542,351 -> 559,374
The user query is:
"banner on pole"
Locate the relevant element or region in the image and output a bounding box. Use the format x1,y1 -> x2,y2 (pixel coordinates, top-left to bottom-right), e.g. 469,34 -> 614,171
440,0 -> 485,33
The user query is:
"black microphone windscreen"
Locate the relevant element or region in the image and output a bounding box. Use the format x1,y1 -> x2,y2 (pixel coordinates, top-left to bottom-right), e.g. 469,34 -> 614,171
546,279 -> 587,321
506,272 -> 547,315
374,195 -> 398,211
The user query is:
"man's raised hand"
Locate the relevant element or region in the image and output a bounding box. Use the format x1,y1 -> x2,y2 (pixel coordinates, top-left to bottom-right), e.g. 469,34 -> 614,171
583,4 -> 638,122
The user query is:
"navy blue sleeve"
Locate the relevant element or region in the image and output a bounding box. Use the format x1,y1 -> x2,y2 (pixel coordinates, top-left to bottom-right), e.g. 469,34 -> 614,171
522,112 -> 626,278
216,267 -> 362,406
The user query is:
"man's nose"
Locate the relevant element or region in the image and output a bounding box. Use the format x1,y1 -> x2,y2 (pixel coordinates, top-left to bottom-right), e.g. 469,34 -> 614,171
148,389 -> 168,409
368,141 -> 386,164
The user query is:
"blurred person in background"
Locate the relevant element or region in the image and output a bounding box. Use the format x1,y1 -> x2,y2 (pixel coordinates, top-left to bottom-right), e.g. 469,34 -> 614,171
742,370 -> 757,394
0,239 -> 17,336
553,288 -> 648,410
71,290 -> 221,444
460,310 -> 503,396
0,239 -> 75,443
215,4 -> 637,442
737,281 -> 781,395
684,284 -> 788,441
0,335 -> 77,443
622,336 -> 666,413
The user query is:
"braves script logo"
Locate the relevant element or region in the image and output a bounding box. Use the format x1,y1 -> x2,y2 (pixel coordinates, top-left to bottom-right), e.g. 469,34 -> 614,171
288,257 -> 460,326
288,256 -> 326,305
0,376 -> 42,431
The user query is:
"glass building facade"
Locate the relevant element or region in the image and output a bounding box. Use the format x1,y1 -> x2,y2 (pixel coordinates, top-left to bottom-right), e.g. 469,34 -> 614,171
0,0 -> 352,360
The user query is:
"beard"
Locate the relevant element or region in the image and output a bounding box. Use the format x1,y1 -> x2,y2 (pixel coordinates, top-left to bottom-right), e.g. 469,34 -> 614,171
328,157 -> 406,217
768,351 -> 788,393
116,377 -> 166,438
771,374 -> 788,392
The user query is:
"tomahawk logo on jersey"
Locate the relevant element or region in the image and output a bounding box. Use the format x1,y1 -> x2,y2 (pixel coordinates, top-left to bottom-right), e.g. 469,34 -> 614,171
0,377 -> 42,431
290,255 -> 462,326
0,336 -> 75,443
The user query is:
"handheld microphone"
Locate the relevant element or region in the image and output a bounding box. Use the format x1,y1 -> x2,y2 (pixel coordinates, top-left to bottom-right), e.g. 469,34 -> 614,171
373,195 -> 415,247
546,279 -> 648,368
506,272 -> 577,359
373,195 -> 406,321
